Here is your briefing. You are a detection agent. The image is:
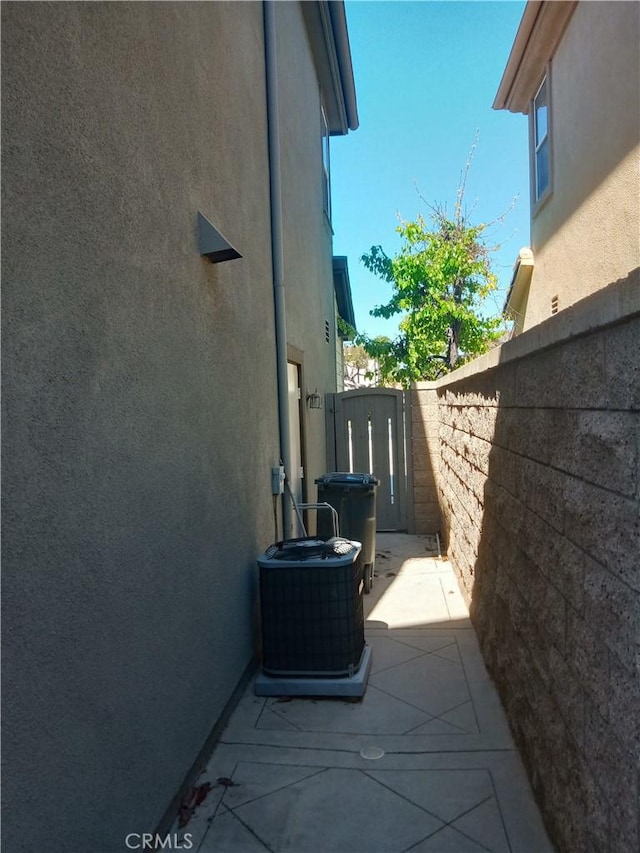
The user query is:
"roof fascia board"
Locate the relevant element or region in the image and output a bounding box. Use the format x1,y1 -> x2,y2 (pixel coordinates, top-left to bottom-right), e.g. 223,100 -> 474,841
327,1 -> 359,131
493,0 -> 577,114
504,251 -> 534,321
301,1 -> 358,134
333,256 -> 356,330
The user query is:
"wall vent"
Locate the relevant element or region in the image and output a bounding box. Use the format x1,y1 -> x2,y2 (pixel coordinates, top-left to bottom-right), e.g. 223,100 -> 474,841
551,295 -> 559,315
325,319 -> 331,343
197,212 -> 241,263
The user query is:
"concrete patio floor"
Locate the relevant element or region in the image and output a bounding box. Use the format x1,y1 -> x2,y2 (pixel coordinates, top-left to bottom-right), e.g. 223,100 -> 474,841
177,534 -> 554,852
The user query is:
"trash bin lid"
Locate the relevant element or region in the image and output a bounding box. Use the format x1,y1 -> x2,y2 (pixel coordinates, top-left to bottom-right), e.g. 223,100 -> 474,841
315,472 -> 379,487
258,536 -> 361,568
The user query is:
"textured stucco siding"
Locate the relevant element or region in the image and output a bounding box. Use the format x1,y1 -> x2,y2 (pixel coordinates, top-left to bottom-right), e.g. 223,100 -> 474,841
526,0 -> 640,329
276,1 -> 338,496
411,273 -> 640,852
0,2 -> 330,851
335,295 -> 345,391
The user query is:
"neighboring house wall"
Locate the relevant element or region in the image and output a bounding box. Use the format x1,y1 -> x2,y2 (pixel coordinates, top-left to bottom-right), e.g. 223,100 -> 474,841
411,271 -> 640,852
332,256 -> 356,392
529,1 -> 639,328
343,360 -> 375,390
497,1 -> 640,332
335,294 -> 345,390
1,3 -> 355,851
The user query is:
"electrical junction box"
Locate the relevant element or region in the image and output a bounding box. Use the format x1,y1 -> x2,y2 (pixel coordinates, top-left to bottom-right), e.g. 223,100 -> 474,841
271,466 -> 285,495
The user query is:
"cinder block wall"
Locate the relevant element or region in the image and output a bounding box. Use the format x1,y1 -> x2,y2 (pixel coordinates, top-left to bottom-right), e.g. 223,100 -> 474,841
411,272 -> 639,853
410,384 -> 442,534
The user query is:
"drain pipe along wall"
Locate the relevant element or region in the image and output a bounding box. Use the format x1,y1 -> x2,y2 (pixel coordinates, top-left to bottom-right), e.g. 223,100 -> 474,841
264,0 -> 292,539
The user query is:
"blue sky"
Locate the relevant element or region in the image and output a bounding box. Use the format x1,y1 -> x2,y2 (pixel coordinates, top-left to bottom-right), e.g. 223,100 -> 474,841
331,0 -> 529,339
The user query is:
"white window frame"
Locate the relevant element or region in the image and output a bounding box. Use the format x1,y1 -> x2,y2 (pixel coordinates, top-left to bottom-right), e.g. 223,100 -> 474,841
531,71 -> 552,213
321,105 -> 331,221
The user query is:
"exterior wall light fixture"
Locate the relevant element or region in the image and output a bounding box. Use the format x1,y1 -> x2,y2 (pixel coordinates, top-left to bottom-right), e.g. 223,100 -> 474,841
198,211 -> 242,263
307,390 -> 322,409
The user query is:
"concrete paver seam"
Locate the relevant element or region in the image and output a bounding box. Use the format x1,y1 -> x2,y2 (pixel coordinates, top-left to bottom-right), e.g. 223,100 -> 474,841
486,769 -> 515,853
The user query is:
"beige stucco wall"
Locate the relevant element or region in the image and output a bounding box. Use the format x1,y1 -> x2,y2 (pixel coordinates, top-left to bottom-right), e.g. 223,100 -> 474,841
276,1 -> 339,497
526,0 -> 639,330
2,2 -> 343,850
335,296 -> 345,390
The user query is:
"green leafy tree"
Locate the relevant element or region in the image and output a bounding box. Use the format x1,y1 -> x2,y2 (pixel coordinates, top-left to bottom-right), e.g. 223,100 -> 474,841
353,149 -> 509,387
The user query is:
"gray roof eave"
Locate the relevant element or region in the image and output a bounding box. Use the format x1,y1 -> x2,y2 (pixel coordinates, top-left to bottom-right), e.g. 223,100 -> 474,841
302,0 -> 359,134
333,256 -> 356,331
493,0 -> 577,114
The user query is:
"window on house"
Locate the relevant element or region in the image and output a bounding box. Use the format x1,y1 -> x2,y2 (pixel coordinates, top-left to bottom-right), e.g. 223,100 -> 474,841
533,76 -> 550,204
321,105 -> 331,220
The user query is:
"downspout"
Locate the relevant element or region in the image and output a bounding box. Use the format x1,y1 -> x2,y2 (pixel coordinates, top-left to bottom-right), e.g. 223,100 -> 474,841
264,0 -> 292,538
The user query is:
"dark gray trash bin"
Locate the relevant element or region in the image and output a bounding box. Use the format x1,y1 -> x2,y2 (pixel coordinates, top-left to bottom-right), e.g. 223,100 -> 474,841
258,537 -> 365,678
315,473 -> 378,593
